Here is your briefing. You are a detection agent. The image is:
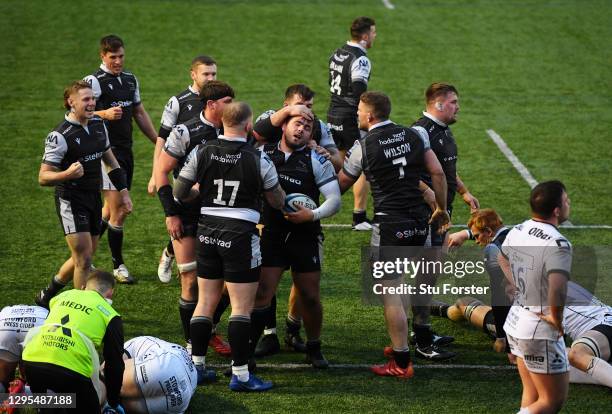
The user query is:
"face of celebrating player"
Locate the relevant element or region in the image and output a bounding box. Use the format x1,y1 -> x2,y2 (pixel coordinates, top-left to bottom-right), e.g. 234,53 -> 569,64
207,96 -> 233,126
470,225 -> 493,247
438,92 -> 460,125
101,47 -> 125,75
285,94 -> 314,109
68,87 -> 96,123
283,116 -> 313,150
357,101 -> 373,131
192,64 -> 218,91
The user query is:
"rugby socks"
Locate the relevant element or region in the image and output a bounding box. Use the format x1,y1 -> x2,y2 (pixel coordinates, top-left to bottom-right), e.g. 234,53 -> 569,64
190,316 -> 213,366
107,223 -> 124,269
228,315 -> 251,369
286,314 -> 302,335
430,303 -> 450,318
166,239 -> 175,256
586,356 -> 612,387
266,294 -> 278,330
413,323 -> 433,348
250,306 -> 270,354
39,275 -> 67,306
213,293 -> 231,326
352,210 -> 367,224
179,298 -> 197,342
392,347 -> 412,369
99,218 -> 109,238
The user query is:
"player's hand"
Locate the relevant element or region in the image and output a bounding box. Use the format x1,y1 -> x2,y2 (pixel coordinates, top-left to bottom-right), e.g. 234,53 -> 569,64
147,175 -> 156,196
65,161 -> 84,180
105,107 -> 123,121
286,105 -> 313,121
429,207 -> 450,234
166,215 -> 184,240
447,230 -> 469,247
285,204 -> 314,223
536,313 -> 564,337
312,145 -> 331,160
422,188 -> 437,213
119,190 -> 133,215
102,403 -> 126,414
462,191 -> 480,212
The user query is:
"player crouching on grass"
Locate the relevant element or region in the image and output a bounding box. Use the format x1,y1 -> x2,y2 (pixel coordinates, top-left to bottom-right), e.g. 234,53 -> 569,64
35,80 -> 132,308
250,114 -> 341,368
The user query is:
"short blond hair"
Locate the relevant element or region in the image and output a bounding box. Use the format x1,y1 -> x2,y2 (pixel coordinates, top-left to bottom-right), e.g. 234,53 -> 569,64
63,80 -> 92,110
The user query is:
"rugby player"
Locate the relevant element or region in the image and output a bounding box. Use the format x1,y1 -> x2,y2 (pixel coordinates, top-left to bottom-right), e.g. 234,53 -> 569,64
327,16 -> 377,231
410,83 -> 480,358
499,180 -> 572,414
119,336 -> 197,413
23,270 -> 125,413
154,81 -> 234,357
35,80 -> 132,307
84,34 -> 157,284
174,102 -> 285,391
0,305 -> 48,393
251,114 -> 341,368
338,91 -> 450,377
152,55 -> 217,283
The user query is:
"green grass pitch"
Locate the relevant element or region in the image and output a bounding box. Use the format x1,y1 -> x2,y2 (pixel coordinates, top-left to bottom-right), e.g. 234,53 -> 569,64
1,0 -> 611,412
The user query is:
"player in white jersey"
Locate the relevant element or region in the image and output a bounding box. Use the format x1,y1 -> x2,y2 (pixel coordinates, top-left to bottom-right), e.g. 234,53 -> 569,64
0,305 -> 48,392
562,281 -> 612,388
119,336 -> 197,414
499,180 -> 572,414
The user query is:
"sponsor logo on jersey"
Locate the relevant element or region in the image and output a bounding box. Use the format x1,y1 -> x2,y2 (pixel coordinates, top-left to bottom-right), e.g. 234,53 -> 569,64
75,138 -> 80,145
524,354 -> 545,363
379,131 -> 406,146
210,153 -> 241,164
179,92 -> 191,100
199,235 -> 232,248
189,124 -> 204,133
81,151 -> 104,162
328,123 -> 343,132
280,174 -> 302,185
111,100 -> 133,108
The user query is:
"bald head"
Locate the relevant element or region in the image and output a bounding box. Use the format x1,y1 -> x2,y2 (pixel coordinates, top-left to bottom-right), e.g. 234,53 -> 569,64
221,101 -> 253,137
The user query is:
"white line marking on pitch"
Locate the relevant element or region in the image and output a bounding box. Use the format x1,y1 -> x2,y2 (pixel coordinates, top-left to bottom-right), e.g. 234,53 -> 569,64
486,129 -> 539,189
210,362 -> 515,370
381,0 -> 396,9
322,223 -> 611,229
483,130 -> 574,225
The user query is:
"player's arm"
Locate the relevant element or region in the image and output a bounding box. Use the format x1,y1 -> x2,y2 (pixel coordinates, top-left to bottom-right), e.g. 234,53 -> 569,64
149,97 -> 181,194
38,131 -> 83,185
259,151 -> 286,210
539,242 -> 572,334
270,105 -> 313,127
102,316 -> 125,410
447,230 -> 471,247
350,56 -> 371,99
173,147 -> 201,203
424,149 -> 449,232
102,149 -> 133,215
337,141 -> 362,193
132,103 -> 157,144
456,174 -> 479,212
419,180 -> 438,213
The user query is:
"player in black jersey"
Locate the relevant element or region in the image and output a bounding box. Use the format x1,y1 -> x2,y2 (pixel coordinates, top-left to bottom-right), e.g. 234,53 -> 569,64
35,81 -> 132,307
328,17 -> 376,231
253,84 -> 342,357
174,102 -> 285,391
155,81 -> 234,358
254,84 -> 342,170
151,55 -> 217,283
250,114 -> 341,368
410,83 -> 480,357
338,92 -> 450,377
84,35 -> 157,284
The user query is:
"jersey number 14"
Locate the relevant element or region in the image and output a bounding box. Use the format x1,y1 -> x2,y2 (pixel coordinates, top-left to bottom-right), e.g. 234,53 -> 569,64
330,72 -> 342,95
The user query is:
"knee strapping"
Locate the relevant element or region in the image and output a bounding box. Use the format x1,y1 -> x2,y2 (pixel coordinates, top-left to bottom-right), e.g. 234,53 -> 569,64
177,261 -> 197,273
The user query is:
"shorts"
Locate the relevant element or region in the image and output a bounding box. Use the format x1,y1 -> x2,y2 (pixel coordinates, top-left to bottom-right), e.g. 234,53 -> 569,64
261,229 -> 323,273
133,348 -> 197,414
102,149 -> 134,190
326,112 -> 361,151
370,215 -> 429,280
196,216 -> 261,283
177,202 -> 200,238
507,334 -> 569,374
55,190 -> 102,235
572,323 -> 612,362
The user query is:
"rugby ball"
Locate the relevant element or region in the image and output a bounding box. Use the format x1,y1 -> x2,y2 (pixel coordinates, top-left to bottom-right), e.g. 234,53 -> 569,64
284,193 -> 317,213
